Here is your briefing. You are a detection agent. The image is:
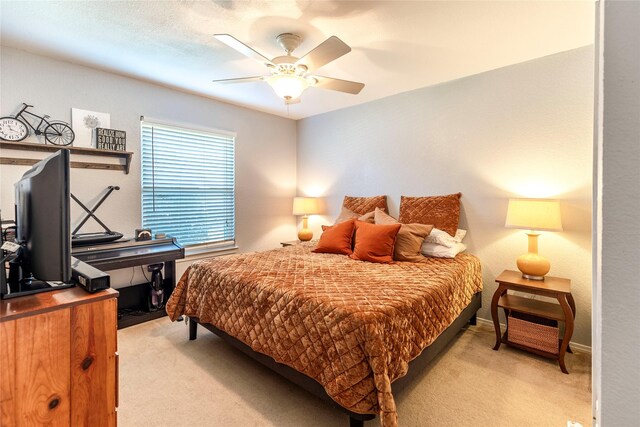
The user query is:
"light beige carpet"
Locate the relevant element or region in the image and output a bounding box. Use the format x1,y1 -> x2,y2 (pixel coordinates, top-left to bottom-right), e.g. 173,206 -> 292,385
118,318 -> 591,427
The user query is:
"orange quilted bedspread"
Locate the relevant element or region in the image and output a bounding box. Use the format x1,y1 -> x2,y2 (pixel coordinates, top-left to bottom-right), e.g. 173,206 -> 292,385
166,243 -> 482,426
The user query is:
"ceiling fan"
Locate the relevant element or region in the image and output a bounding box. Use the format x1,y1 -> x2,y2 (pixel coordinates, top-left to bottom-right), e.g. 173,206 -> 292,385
212,33 -> 365,104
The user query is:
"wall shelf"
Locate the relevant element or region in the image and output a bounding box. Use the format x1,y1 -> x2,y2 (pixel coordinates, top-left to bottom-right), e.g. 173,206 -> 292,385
0,140 -> 133,174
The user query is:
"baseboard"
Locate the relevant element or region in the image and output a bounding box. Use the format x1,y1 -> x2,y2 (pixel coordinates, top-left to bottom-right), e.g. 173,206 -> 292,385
475,317 -> 592,354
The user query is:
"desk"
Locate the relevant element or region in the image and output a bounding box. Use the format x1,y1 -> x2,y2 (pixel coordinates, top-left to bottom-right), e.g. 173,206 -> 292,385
72,237 -> 184,328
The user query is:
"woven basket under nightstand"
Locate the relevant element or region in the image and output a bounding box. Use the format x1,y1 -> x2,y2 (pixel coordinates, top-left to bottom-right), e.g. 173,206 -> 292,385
508,312 -> 559,355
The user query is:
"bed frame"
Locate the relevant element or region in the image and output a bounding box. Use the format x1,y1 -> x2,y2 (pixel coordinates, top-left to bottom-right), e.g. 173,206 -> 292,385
188,291 -> 481,427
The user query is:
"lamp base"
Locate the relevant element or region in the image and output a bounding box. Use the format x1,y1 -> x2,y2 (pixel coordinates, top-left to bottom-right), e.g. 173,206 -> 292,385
298,228 -> 313,242
516,252 -> 550,281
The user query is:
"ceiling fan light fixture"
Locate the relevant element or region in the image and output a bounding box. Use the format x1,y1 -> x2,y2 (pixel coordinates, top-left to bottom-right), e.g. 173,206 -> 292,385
213,33 -> 365,102
267,74 -> 309,100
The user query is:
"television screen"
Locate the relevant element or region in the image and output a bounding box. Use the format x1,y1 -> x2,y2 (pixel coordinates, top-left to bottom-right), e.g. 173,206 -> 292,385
14,149 -> 71,284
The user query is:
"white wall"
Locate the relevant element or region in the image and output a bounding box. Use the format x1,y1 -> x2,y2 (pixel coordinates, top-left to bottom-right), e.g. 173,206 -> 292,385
598,1 -> 640,424
297,47 -> 594,346
0,47 -> 297,285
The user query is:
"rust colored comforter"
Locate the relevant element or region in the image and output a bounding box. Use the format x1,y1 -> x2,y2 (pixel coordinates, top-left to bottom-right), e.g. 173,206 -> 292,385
166,243 -> 482,426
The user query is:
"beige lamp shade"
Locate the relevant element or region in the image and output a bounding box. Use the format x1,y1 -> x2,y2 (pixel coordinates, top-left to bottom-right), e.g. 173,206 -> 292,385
293,197 -> 319,242
505,199 -> 563,231
505,198 -> 562,281
292,197 -> 320,216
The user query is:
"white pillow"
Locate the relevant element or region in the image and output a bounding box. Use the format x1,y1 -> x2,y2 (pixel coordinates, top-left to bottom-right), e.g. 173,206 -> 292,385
424,228 -> 467,248
421,241 -> 467,258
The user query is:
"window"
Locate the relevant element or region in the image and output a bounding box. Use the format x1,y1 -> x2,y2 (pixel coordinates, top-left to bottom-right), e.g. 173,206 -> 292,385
141,121 -> 235,248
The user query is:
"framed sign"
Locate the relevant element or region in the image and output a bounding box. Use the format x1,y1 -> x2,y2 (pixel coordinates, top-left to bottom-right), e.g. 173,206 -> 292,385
95,128 -> 126,151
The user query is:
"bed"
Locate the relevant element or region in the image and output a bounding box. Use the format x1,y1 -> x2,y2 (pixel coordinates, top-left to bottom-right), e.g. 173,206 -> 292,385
166,242 -> 482,427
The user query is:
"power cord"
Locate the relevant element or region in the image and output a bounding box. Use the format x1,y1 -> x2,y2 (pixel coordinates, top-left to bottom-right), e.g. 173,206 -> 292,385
140,265 -> 150,282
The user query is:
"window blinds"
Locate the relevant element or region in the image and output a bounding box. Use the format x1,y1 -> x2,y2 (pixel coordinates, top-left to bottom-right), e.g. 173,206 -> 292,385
141,122 -> 235,247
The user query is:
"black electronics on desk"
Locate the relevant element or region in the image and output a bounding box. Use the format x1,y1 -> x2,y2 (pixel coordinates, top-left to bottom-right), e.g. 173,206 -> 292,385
72,237 -> 184,328
0,150 -> 110,299
1,150 -> 75,299
71,257 -> 110,293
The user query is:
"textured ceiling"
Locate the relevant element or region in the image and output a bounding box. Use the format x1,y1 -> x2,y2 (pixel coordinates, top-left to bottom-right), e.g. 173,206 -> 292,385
0,1 -> 595,119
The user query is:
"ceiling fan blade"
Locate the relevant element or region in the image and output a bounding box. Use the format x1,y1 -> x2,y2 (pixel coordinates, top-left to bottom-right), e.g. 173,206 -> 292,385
312,76 -> 364,95
296,36 -> 351,71
212,76 -> 265,84
214,34 -> 274,66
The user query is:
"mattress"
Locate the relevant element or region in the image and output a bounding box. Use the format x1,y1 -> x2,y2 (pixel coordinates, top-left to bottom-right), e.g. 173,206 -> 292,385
166,243 -> 482,426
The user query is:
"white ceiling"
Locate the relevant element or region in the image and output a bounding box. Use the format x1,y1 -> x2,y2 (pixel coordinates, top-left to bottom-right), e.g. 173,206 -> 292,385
0,1 -> 595,120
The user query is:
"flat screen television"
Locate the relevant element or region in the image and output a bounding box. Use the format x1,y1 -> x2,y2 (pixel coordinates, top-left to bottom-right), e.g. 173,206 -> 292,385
2,149 -> 72,298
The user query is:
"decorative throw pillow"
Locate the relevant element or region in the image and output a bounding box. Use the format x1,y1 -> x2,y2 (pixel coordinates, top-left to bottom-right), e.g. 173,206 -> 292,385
424,228 -> 467,248
334,206 -> 375,224
373,207 -> 398,225
421,241 -> 467,258
374,208 -> 433,261
358,210 -> 376,224
313,219 -> 356,255
398,193 -> 462,237
350,220 -> 401,263
343,195 -> 388,215
394,223 -> 434,262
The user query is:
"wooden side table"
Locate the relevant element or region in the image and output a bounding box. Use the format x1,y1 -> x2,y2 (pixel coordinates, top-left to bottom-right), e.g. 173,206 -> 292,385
491,270 -> 575,374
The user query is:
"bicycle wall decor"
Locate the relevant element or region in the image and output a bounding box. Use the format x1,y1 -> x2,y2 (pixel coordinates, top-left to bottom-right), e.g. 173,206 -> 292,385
0,103 -> 75,146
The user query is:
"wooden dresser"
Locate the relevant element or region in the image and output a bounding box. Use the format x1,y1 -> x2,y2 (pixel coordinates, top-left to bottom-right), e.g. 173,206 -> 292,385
0,287 -> 119,426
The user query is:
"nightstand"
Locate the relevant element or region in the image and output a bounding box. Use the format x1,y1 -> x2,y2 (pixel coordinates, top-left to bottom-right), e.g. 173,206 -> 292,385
280,240 -> 302,247
491,270 -> 576,374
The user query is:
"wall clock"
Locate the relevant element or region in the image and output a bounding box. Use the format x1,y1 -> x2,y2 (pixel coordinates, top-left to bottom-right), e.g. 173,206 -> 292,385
0,117 -> 28,141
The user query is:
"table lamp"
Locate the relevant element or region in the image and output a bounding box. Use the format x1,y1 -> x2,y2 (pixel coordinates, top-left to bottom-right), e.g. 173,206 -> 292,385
293,197 -> 320,241
505,198 -> 563,280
